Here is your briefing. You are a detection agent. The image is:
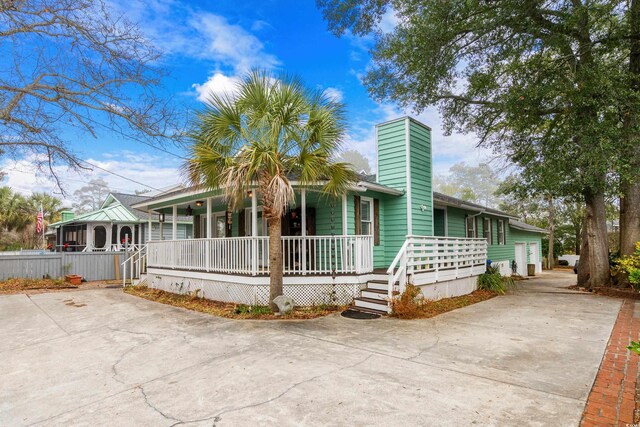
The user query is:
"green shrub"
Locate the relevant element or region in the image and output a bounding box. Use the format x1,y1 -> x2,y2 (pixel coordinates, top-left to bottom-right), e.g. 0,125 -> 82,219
618,242 -> 640,290
233,304 -> 272,315
477,265 -> 515,294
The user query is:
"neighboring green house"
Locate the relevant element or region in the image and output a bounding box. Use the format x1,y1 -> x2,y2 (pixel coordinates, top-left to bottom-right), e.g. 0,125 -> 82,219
47,192 -> 192,252
131,117 -> 544,313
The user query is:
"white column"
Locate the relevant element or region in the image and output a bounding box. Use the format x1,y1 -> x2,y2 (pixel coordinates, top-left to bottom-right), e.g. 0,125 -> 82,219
148,214 -> 152,243
341,193 -> 348,235
301,189 -> 307,275
116,224 -> 122,250
106,224 -> 112,251
341,193 -> 348,272
251,189 -> 258,276
206,197 -> 212,238
251,190 -> 258,237
87,224 -> 94,251
301,189 -> 306,237
131,225 -> 136,248
172,205 -> 177,240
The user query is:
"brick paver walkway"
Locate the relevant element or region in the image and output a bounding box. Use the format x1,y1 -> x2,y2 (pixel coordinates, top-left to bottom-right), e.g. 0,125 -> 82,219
582,299 -> 640,426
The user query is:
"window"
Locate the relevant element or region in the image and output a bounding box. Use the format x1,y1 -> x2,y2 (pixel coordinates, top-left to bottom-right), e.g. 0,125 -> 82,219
360,198 -> 373,235
245,208 -> 268,236
465,216 -> 477,238
497,220 -> 506,245
483,218 -> 493,244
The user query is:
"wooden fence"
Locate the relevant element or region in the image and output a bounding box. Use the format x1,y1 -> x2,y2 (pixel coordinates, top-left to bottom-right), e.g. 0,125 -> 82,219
0,252 -> 127,281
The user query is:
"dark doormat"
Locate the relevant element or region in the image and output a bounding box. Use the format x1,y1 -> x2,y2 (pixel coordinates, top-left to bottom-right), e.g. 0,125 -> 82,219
341,309 -> 380,320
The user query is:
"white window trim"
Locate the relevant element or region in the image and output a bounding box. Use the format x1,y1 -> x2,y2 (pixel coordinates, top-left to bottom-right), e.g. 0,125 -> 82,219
204,210 -> 227,238
360,196 -> 374,236
465,216 -> 477,238
483,217 -> 493,245
497,219 -> 506,245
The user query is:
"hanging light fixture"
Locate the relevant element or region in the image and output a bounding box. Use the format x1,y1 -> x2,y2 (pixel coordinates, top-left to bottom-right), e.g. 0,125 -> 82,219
158,212 -> 165,223
195,200 -> 204,207
186,205 -> 193,216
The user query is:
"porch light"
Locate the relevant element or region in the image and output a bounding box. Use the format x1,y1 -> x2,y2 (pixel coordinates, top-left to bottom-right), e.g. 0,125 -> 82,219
195,200 -> 204,207
186,205 -> 193,216
247,190 -> 253,198
158,213 -> 165,223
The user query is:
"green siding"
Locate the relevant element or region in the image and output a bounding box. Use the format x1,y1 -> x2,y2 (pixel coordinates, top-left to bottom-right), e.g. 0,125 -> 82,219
377,119 -> 410,264
409,120 -> 433,236
446,206 -> 543,268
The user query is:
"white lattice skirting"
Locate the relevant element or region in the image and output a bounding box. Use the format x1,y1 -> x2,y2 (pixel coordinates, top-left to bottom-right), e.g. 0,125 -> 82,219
147,269 -> 365,306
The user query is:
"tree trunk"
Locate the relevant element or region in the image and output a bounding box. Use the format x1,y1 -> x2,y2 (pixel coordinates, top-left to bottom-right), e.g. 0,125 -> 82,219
620,0 -> 640,256
579,191 -> 611,289
577,217 -> 590,286
268,214 -> 283,312
620,187 -> 640,256
547,195 -> 554,269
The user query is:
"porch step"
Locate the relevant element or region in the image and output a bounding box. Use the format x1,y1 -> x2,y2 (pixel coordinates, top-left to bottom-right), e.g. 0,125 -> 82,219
366,280 -> 390,291
348,304 -> 388,316
361,288 -> 388,300
353,296 -> 389,314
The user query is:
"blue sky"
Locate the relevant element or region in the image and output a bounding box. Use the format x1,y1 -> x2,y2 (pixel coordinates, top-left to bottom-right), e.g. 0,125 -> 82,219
3,0 -> 492,203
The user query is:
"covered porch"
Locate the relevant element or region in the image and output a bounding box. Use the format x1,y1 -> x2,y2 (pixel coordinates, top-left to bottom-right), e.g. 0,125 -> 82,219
136,186 -> 383,277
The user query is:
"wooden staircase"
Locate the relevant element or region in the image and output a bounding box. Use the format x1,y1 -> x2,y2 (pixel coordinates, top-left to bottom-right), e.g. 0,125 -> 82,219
351,275 -> 393,315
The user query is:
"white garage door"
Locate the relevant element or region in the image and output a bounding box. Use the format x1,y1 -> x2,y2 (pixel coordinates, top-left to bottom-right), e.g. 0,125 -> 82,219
515,243 -> 527,276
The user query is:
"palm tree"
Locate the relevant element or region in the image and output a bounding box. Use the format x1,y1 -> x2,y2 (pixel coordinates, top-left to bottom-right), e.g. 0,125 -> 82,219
185,70 -> 357,311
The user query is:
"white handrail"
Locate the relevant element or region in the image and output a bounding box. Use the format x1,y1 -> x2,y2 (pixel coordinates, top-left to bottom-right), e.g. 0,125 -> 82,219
386,238 -> 411,310
122,244 -> 148,287
386,235 -> 488,313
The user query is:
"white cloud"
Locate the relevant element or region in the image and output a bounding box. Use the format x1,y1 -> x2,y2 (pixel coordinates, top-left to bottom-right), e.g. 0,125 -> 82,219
192,72 -> 241,102
324,87 -> 344,103
1,152 -> 182,207
190,13 -> 279,73
378,8 -> 400,34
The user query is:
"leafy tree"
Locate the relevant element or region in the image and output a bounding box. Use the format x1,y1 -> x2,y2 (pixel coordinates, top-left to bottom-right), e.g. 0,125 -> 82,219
619,0 -> 640,255
185,70 -> 357,311
0,0 -> 180,187
336,149 -> 372,173
434,162 -> 501,207
72,178 -> 110,213
0,187 -> 29,232
317,0 -> 639,288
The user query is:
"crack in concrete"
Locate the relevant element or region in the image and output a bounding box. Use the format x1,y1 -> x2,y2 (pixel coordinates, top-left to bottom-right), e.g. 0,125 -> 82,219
408,321 -> 442,361
282,329 -> 585,402
138,385 -> 182,423
205,354 -> 375,424
25,294 -> 70,336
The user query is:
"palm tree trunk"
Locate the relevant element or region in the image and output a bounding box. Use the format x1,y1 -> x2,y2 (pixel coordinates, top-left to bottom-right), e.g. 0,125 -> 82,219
268,215 -> 284,311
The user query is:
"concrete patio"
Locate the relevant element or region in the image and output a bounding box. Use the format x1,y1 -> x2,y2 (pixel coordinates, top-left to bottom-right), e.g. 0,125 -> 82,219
0,270 -> 621,426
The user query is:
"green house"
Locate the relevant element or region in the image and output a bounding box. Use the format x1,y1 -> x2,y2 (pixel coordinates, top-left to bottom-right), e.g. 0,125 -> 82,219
131,117 -> 545,313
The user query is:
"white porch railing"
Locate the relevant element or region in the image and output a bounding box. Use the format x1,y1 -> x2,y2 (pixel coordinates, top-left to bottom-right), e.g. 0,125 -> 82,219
122,244 -> 147,286
146,235 -> 374,276
387,236 -> 488,308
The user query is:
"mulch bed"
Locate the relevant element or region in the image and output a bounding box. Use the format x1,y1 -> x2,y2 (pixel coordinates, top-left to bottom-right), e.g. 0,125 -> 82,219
124,285 -> 344,320
390,289 -> 498,320
568,285 -> 640,300
0,278 -> 78,294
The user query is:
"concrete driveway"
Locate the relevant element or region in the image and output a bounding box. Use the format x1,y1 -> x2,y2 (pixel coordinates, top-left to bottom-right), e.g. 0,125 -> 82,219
0,271 -> 621,426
